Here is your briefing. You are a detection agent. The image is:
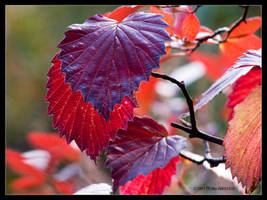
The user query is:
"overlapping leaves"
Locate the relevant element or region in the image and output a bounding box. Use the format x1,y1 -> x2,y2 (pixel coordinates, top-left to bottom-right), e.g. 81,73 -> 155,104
57,11 -> 171,120
46,54 -> 136,161
106,116 -> 186,192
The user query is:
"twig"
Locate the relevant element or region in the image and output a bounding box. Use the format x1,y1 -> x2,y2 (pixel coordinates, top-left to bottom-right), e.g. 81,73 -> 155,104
180,150 -> 226,167
171,122 -> 223,145
220,5 -> 249,43
190,5 -> 202,14
151,72 -> 224,145
151,72 -> 198,132
168,5 -> 250,56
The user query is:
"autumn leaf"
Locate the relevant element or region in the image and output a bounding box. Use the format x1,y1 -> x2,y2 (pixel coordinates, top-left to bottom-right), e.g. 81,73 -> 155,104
105,116 -> 187,192
227,17 -> 261,38
181,13 -> 200,42
27,132 -> 79,162
150,5 -> 174,36
183,49 -> 261,117
56,12 -> 170,120
46,54 -> 136,161
120,157 -> 179,194
220,17 -> 261,66
134,75 -> 158,116
6,149 -> 46,191
226,67 -> 261,120
104,5 -> 144,22
224,85 -> 262,193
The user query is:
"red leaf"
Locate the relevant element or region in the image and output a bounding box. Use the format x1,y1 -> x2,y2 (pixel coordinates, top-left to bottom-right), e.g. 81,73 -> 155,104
134,75 -> 158,116
105,116 -> 187,192
173,6 -> 192,38
181,13 -> 200,42
150,5 -> 174,36
188,51 -> 225,80
46,54 -> 136,161
104,5 -> 144,22
228,17 -> 261,38
52,180 -> 75,194
57,12 -> 170,120
6,149 -> 46,191
224,85 -> 262,193
220,35 -> 261,67
226,67 -> 261,120
27,132 -> 79,162
120,156 -> 179,194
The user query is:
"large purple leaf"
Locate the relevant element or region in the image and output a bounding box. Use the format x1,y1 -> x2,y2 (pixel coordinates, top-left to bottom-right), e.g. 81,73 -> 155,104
105,116 -> 187,192
182,49 -> 261,117
57,12 -> 171,121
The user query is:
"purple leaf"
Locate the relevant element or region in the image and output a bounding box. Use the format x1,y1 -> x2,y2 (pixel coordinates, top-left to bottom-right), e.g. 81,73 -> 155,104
105,116 -> 187,192
182,49 -> 261,117
57,12 -> 171,121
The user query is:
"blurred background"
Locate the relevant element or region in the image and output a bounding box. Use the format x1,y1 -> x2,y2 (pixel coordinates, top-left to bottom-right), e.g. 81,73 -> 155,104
5,5 -> 261,195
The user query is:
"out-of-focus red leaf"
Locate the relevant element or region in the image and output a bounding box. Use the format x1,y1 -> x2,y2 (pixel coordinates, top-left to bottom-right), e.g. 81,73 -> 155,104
226,67 -> 261,120
150,5 -> 174,36
134,75 -> 158,116
6,149 -> 46,191
228,17 -> 261,38
224,85 -> 262,193
57,12 -> 170,120
46,54 -> 136,161
52,180 -> 75,194
27,132 -> 79,162
188,51 -> 226,80
220,34 -> 261,67
106,117 -> 187,192
120,156 -> 179,195
104,5 -> 144,22
173,6 -> 192,38
10,177 -> 45,192
181,13 -> 200,42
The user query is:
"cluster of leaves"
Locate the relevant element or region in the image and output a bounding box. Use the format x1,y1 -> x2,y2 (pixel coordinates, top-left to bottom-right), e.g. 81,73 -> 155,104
42,5 -> 261,195
6,132 -> 80,194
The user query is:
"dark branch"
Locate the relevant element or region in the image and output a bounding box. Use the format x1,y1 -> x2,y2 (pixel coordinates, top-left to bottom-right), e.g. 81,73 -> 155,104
151,72 -> 224,145
151,72 -> 198,132
180,150 -> 226,167
171,122 -> 223,145
191,5 -> 202,14
220,5 -> 249,43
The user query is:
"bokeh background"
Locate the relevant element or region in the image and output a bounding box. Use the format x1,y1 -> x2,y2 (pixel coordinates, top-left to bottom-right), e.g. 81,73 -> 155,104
5,5 -> 261,194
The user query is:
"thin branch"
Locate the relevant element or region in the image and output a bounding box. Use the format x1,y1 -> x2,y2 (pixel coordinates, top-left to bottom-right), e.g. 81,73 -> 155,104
190,5 -> 202,14
151,72 -> 224,145
179,150 -> 226,167
171,122 -> 223,145
151,72 -> 198,132
220,5 -> 249,43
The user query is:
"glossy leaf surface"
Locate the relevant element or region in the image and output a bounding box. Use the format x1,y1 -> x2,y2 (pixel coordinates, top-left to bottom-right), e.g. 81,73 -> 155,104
57,12 -> 170,120
46,54 -> 136,161
106,116 -> 187,192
